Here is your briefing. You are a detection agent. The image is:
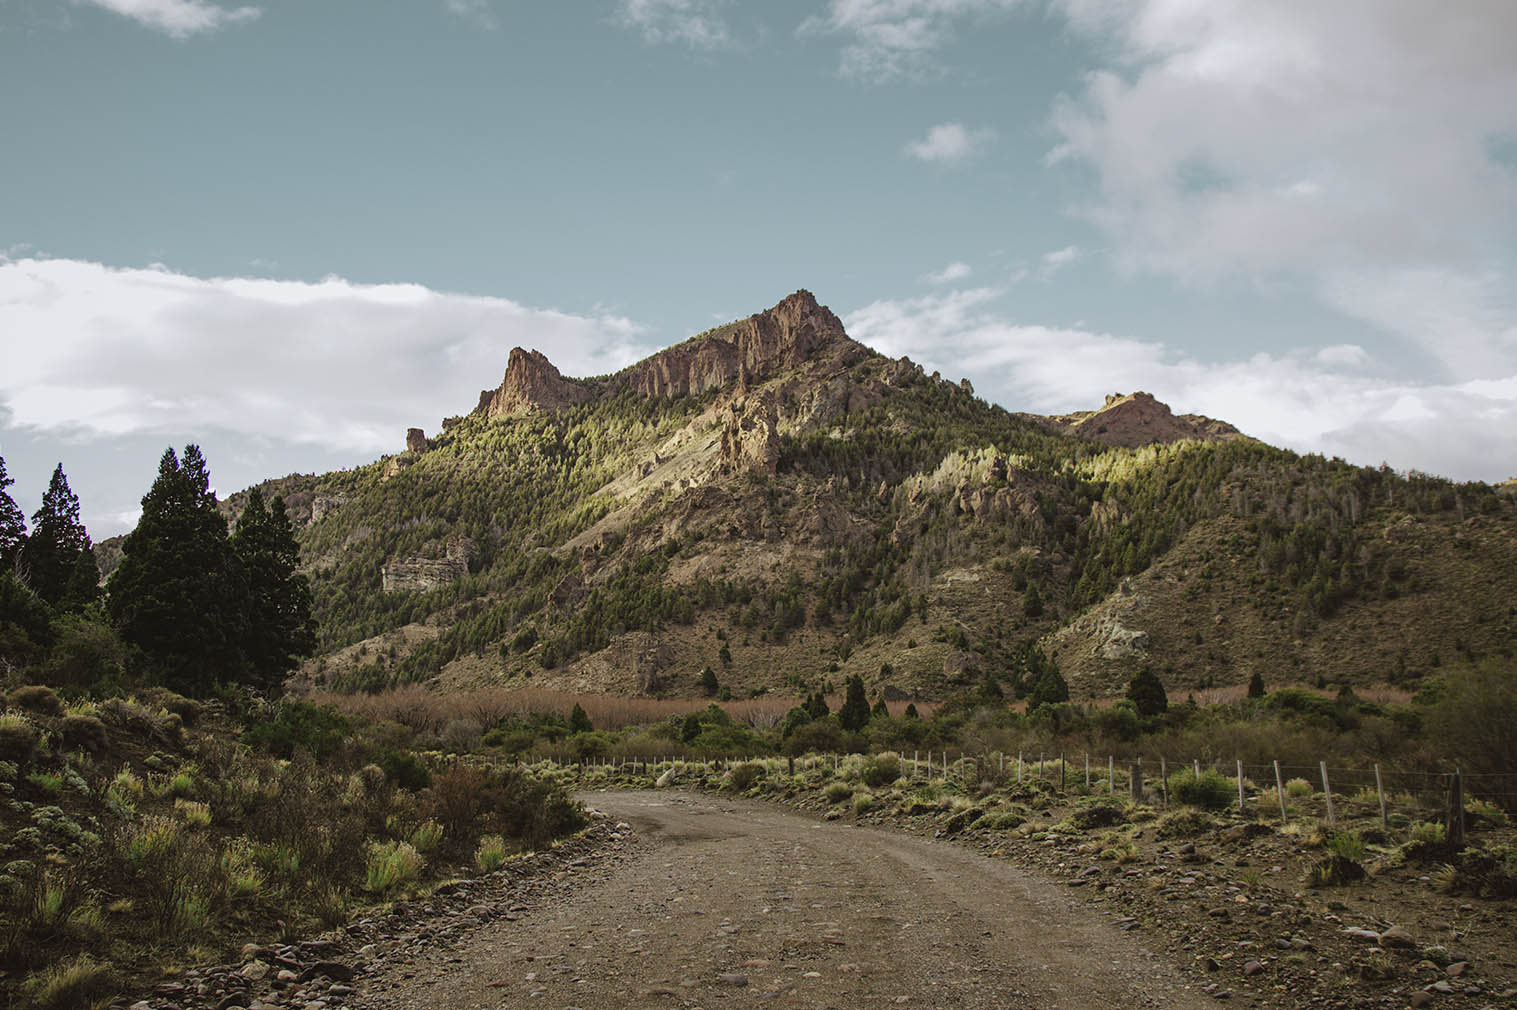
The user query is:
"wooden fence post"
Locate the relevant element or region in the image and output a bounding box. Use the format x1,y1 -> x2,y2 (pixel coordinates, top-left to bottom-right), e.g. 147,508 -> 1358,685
1085,753 -> 1091,789
1374,764 -> 1387,830
1060,753 -> 1066,793
1236,759 -> 1246,812
1320,761 -> 1336,829
1017,753 -> 1023,783
1193,758 -> 1201,779
1160,756 -> 1169,807
1130,759 -> 1143,802
1273,760 -> 1288,824
1448,769 -> 1465,848
1107,756 -> 1114,795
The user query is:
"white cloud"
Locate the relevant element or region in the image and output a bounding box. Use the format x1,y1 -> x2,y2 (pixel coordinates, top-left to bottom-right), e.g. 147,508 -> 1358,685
1048,0 -> 1517,381
906,122 -> 995,163
615,0 -> 731,49
800,0 -> 1024,81
923,261 -> 972,284
1315,344 -> 1370,368
0,257 -> 654,454
843,288 -> 1517,483
82,0 -> 260,37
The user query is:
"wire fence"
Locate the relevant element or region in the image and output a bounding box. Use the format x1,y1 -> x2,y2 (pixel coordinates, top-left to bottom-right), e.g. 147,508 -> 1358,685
526,749 -> 1517,836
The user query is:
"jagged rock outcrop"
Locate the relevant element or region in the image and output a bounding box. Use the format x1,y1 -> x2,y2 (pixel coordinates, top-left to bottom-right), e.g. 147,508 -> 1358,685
380,537 -> 477,593
1040,391 -> 1242,448
406,428 -> 427,454
623,290 -> 858,399
475,348 -> 593,418
718,396 -> 780,475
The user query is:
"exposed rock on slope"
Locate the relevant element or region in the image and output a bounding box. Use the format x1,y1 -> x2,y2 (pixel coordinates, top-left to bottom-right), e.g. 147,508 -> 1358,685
476,348 -> 594,418
1039,391 -> 1242,448
622,289 -> 858,399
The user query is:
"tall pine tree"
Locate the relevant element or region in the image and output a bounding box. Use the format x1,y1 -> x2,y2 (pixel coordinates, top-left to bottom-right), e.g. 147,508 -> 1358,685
0,455 -> 26,570
20,464 -> 89,605
108,446 -> 249,695
231,488 -> 316,693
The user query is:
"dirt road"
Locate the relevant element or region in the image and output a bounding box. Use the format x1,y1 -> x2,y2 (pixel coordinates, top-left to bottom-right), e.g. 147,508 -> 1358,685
355,790 -> 1216,1009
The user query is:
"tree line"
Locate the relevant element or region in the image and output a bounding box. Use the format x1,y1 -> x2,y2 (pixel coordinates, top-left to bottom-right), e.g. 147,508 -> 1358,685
0,445 -> 314,698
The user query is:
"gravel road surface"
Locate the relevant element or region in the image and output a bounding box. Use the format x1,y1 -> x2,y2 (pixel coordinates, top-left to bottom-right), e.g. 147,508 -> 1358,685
355,789 -> 1215,1009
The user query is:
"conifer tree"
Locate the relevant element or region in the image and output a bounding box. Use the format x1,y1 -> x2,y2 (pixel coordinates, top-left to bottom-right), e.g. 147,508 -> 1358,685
0,455 -> 26,570
231,489 -> 316,692
60,539 -> 101,613
1246,670 -> 1266,699
108,446 -> 248,695
839,674 -> 871,731
1028,662 -> 1069,708
569,702 -> 593,734
1125,666 -> 1168,716
20,464 -> 89,605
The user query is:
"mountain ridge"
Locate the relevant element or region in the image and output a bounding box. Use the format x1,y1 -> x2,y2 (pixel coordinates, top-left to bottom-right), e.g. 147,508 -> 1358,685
100,291 -> 1517,704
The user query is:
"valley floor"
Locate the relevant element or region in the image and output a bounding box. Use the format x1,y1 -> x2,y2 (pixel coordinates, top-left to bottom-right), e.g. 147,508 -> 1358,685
352,790 -> 1211,1010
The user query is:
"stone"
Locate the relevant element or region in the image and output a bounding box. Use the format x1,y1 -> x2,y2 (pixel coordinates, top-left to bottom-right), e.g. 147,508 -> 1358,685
1445,961 -> 1469,977
240,961 -> 272,981
1409,993 -> 1434,1008
717,973 -> 749,986
405,428 -> 427,454
217,993 -> 252,1010
1242,960 -> 1266,977
300,961 -> 356,983
1378,925 -> 1415,949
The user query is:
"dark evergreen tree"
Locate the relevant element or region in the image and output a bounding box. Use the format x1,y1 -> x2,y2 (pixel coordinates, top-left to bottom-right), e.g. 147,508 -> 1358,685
0,455 -> 26,570
60,539 -> 101,613
231,490 -> 316,692
20,464 -> 89,605
1246,670 -> 1266,698
569,702 -> 593,734
839,674 -> 871,731
1023,582 -> 1044,619
1125,666 -> 1168,716
699,665 -> 719,696
1028,662 -> 1069,708
871,695 -> 889,718
0,570 -> 54,671
108,446 -> 248,696
804,691 -> 830,719
903,702 -> 920,720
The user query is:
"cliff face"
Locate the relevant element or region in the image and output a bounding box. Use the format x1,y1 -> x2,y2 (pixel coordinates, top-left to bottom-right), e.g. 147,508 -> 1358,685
475,348 -> 594,419
621,289 -> 855,399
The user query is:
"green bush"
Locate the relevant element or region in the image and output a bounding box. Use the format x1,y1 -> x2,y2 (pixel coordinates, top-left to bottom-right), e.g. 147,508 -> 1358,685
856,753 -> 898,788
8,685 -> 63,716
243,700 -> 350,760
729,762 -> 765,791
380,750 -> 431,791
475,834 -> 507,872
823,782 -> 853,804
1170,769 -> 1235,811
0,713 -> 39,764
364,840 -> 424,893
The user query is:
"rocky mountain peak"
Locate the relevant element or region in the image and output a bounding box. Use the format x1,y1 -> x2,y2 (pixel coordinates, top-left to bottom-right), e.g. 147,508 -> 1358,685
1042,390 -> 1242,448
621,289 -> 855,399
475,347 -> 594,419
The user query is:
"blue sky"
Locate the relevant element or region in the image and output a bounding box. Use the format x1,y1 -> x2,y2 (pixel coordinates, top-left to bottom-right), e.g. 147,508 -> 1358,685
3,0 -> 1516,537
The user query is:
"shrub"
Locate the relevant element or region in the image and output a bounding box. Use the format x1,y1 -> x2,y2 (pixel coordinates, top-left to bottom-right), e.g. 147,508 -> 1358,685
729,762 -> 764,791
823,782 -> 853,804
174,799 -> 212,829
853,792 -> 877,814
8,685 -> 63,716
243,700 -> 351,760
1325,830 -> 1367,862
21,953 -> 116,1010
861,754 -> 902,789
0,712 -> 39,763
475,834 -> 507,872
409,819 -> 445,854
364,840 -> 424,893
1170,768 -> 1235,810
219,840 -> 264,898
124,817 -> 181,870
1285,778 -> 1314,798
58,715 -> 108,754
380,750 -> 431,791
105,767 -> 144,813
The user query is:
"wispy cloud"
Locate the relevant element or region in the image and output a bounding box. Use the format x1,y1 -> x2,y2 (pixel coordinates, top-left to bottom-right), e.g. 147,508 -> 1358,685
0,257 -> 654,453
442,0 -> 496,30
1048,0 -> 1517,383
924,261 -> 972,284
844,286 -> 1517,483
81,0 -> 260,38
800,0 -> 1022,81
906,122 -> 995,163
615,0 -> 731,49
